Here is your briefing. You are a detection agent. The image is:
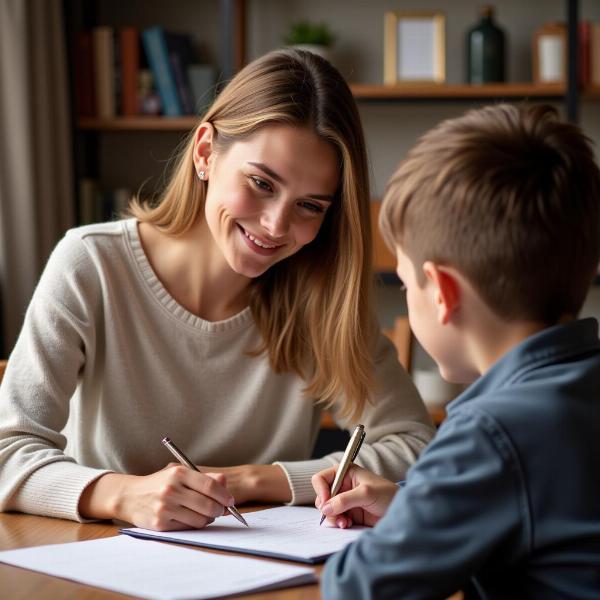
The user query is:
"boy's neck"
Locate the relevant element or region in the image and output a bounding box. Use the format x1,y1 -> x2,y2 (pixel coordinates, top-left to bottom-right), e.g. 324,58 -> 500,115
471,319 -> 548,375
468,310 -> 572,377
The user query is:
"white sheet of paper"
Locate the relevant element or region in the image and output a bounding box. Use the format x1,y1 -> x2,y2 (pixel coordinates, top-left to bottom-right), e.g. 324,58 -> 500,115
0,534 -> 316,600
123,506 -> 365,563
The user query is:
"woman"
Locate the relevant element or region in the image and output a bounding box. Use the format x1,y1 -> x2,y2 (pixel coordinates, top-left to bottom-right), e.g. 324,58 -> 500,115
0,49 -> 434,530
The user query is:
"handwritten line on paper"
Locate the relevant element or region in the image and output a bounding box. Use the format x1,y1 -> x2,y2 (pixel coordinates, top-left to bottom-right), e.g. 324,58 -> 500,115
0,534 -> 316,600
122,505 -> 365,564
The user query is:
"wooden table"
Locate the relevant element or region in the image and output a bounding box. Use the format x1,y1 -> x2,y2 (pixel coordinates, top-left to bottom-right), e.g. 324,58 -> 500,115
0,509 -> 322,600
0,511 -> 463,600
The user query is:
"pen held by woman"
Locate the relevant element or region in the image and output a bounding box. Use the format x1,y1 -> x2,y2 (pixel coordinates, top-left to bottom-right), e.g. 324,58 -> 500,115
162,437 -> 249,527
318,424 -> 365,525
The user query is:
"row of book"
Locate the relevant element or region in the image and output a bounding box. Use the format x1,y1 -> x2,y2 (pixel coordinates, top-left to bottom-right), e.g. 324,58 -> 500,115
75,26 -> 216,118
579,22 -> 600,87
78,180 -> 132,225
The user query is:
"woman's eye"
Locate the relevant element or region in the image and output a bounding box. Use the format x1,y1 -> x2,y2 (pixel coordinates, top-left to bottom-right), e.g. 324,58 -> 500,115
299,201 -> 325,214
250,176 -> 272,192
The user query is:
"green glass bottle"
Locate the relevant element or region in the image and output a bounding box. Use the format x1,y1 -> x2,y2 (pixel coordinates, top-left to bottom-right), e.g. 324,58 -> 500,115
467,5 -> 505,84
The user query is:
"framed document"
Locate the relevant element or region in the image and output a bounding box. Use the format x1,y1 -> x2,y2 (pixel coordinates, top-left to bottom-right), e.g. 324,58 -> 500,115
384,12 -> 446,85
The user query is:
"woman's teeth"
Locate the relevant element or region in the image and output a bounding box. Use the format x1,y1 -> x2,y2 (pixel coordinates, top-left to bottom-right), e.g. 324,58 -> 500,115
243,229 -> 278,249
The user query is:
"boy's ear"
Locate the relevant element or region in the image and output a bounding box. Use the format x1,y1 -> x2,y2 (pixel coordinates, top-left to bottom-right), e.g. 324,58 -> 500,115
422,261 -> 460,325
193,122 -> 215,177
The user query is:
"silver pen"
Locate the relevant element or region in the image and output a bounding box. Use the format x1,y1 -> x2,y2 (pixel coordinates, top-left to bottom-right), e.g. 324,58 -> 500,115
162,436 -> 249,527
319,424 -> 366,525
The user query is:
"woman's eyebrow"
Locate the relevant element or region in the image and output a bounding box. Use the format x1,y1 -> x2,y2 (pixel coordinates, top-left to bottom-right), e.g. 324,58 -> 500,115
247,162 -> 286,185
306,194 -> 334,202
247,162 -> 335,202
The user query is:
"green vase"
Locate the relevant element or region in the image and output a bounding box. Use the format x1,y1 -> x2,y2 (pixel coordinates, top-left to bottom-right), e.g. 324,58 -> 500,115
467,6 -> 505,84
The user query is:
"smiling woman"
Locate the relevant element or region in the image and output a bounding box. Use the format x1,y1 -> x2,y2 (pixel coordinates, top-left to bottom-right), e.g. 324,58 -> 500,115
0,49 -> 434,531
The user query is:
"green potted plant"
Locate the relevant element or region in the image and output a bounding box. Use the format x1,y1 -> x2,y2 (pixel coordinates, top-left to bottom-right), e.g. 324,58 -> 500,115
283,21 -> 335,61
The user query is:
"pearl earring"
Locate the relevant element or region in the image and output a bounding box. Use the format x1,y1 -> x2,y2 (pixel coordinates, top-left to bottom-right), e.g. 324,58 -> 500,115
198,170 -> 205,180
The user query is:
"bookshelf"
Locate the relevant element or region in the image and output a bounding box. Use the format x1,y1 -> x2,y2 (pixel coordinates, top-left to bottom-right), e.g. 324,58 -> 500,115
351,82 -> 568,100
66,0 -> 598,277
76,82 -> 578,132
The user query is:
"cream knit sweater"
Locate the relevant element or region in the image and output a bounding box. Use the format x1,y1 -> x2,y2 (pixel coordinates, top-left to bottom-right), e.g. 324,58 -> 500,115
0,220 -> 434,521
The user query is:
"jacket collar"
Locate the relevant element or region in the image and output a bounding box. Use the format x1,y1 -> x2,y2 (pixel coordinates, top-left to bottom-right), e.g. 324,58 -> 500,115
447,318 -> 600,413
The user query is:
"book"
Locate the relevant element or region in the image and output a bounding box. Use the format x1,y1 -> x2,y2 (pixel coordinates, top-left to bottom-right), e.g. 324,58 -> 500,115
92,26 -> 116,118
120,27 -> 140,116
78,183 -> 131,225
591,22 -> 600,86
141,26 -> 183,116
121,505 -> 365,564
166,32 -> 195,115
74,31 -> 95,117
187,64 -> 215,114
579,21 -> 591,88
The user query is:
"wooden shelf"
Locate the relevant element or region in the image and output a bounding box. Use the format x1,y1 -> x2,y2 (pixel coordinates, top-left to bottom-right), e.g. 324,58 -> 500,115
78,80 -> 600,132
78,117 -> 198,131
350,82 -> 566,100
77,83 -> 579,131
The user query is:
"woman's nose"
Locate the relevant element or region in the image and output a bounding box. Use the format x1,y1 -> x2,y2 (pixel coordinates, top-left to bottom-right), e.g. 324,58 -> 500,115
260,203 -> 291,238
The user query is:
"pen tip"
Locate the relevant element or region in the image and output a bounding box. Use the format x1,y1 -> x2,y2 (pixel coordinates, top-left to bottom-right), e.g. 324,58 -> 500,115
319,514 -> 326,526
162,437 -> 170,445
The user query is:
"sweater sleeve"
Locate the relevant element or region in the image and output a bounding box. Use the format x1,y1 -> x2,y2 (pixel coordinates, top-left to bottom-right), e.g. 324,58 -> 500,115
275,332 -> 436,504
0,233 -> 112,521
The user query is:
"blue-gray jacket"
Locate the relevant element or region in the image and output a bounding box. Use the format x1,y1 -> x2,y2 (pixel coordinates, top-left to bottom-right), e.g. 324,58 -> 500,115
321,318 -> 600,599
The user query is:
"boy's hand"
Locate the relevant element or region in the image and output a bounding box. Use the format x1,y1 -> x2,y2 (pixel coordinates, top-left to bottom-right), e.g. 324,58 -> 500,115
312,465 -> 399,528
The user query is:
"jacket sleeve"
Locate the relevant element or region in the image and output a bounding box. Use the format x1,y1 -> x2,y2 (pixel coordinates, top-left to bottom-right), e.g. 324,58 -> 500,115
0,233 -> 112,521
276,331 -> 436,504
320,409 -> 530,600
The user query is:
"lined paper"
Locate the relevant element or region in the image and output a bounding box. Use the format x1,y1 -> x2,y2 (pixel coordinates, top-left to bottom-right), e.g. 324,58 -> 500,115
122,505 -> 365,563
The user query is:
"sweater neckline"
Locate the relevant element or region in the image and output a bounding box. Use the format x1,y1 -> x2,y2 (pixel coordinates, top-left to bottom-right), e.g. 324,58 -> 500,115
124,218 -> 254,332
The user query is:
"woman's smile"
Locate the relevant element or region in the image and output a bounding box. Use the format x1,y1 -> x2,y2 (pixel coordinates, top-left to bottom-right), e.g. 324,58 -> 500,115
237,223 -> 285,256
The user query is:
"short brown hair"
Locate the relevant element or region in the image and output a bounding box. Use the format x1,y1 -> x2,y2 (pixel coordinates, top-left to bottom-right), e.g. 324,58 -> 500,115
380,104 -> 600,324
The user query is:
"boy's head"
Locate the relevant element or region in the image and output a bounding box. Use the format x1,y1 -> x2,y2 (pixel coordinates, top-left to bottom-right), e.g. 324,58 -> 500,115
380,104 -> 600,380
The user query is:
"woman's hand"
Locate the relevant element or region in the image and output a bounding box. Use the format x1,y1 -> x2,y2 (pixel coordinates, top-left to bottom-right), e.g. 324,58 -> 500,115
79,466 -> 235,531
312,464 -> 399,528
198,464 -> 292,504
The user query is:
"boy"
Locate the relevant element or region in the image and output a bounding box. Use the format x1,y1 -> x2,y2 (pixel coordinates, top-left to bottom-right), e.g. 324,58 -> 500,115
313,104 -> 600,599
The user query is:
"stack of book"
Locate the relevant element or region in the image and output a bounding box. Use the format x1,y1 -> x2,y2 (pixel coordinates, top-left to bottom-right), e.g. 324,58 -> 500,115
74,26 -> 216,119
78,180 -> 132,225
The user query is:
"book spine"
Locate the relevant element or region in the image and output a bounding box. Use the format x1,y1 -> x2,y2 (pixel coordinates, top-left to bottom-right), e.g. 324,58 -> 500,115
141,27 -> 183,116
92,27 -> 116,118
120,27 -> 140,116
579,21 -> 591,88
169,52 -> 195,115
591,23 -> 600,87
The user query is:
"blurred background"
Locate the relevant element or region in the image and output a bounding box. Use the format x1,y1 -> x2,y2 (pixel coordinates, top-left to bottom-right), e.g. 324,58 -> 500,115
1,0 -> 599,413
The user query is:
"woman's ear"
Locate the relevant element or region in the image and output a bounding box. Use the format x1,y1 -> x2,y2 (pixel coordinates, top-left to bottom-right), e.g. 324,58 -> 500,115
193,122 -> 215,180
422,261 -> 460,325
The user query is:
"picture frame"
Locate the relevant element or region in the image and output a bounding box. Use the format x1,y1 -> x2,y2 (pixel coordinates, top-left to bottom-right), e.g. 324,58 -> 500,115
384,12 -> 446,85
532,22 -> 567,84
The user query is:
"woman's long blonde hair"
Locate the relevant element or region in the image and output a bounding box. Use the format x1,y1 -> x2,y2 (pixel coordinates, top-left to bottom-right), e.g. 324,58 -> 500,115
130,49 -> 375,422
